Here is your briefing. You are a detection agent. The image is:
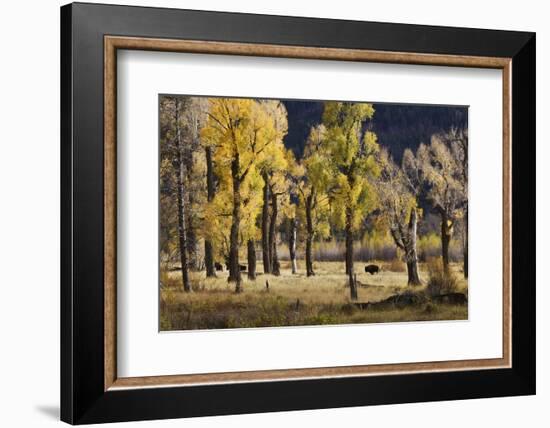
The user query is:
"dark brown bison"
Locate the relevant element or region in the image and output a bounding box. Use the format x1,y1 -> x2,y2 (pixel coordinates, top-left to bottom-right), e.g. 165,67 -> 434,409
364,264 -> 380,275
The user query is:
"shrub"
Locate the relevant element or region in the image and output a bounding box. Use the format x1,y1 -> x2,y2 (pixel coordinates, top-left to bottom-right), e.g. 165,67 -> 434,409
426,257 -> 458,296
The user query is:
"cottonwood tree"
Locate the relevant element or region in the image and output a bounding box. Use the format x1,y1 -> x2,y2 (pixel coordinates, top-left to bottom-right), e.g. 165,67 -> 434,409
416,133 -> 467,273
159,96 -> 192,292
204,136 -> 217,277
159,155 -> 178,270
201,164 -> 263,281
201,98 -> 278,292
377,149 -> 422,285
322,102 -> 380,278
283,215 -> 298,274
256,101 -> 288,275
201,163 -> 232,270
160,107 -> 179,275
178,97 -> 209,271
239,170 -> 264,280
298,124 -> 331,277
445,127 -> 468,278
177,99 -> 219,278
268,166 -> 293,276
281,150 -> 302,275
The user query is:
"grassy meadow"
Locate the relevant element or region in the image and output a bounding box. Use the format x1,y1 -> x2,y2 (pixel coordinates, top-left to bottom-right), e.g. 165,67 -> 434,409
160,260 -> 468,331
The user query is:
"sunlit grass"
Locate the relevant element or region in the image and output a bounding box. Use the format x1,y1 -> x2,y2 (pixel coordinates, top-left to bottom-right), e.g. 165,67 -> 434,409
160,260 -> 467,331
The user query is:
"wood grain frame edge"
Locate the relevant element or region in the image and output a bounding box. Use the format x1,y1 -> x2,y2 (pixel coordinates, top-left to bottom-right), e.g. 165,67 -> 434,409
104,36 -> 117,391
103,35 -> 512,391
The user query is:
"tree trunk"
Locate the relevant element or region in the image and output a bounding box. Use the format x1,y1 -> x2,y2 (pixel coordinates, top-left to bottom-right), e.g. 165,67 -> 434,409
204,241 -> 215,277
261,172 -> 271,274
349,272 -> 358,301
247,239 -> 256,280
186,191 -> 198,270
405,209 -> 422,286
463,208 -> 468,279
461,132 -> 468,279
204,146 -> 216,277
305,193 -> 315,277
406,261 -> 421,285
288,218 -> 297,274
345,206 -> 354,276
228,156 -> 242,292
440,212 -> 451,273
173,99 -> 191,292
184,145 -> 199,271
270,189 -> 280,276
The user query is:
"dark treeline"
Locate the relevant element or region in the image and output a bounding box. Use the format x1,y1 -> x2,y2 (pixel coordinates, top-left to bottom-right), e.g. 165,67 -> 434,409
283,100 -> 467,162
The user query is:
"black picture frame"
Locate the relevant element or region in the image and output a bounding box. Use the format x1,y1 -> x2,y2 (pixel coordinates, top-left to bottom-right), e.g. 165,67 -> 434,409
61,2 -> 535,424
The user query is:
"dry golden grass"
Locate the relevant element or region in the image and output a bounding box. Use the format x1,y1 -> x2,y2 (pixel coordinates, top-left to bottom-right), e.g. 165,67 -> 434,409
160,260 -> 467,330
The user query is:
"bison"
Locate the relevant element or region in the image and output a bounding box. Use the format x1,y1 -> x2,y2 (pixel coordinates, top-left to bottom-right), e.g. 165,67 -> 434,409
364,264 -> 380,275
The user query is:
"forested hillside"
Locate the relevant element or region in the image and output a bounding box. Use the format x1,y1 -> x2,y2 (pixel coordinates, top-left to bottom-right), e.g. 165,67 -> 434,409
283,100 -> 467,162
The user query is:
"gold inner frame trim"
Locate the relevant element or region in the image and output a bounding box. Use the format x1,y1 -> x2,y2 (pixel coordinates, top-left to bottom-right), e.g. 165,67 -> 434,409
104,35 -> 512,391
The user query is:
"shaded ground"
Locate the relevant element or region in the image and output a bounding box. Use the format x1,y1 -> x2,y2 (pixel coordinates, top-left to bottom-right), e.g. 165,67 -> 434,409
160,261 -> 468,331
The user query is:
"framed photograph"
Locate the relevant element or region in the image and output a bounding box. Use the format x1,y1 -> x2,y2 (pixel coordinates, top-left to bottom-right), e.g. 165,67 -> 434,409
61,2 -> 535,424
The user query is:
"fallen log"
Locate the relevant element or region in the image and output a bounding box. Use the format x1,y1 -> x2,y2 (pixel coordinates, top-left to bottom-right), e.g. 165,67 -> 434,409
350,291 -> 467,310
431,292 -> 468,305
